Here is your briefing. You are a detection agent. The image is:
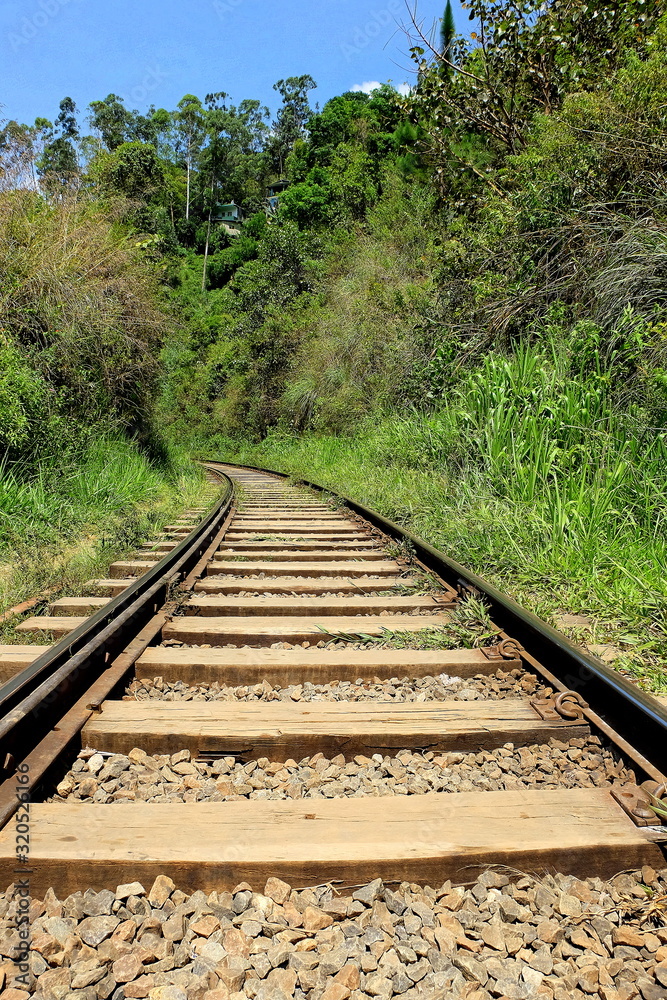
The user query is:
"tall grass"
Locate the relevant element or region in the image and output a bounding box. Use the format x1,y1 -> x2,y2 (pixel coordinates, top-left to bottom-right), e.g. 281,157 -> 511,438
221,337 -> 667,690
0,435 -> 207,613
0,437 -> 161,546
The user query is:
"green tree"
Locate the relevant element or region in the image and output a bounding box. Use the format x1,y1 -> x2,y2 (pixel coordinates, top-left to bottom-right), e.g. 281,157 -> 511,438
39,98 -> 80,191
269,75 -> 317,175
440,1 -> 455,59
305,92 -> 371,167
305,88 -> 401,168
330,141 -> 379,218
39,137 -> 78,190
0,120 -> 50,190
406,0 -> 665,167
89,94 -> 133,151
95,141 -> 165,199
278,166 -> 333,227
131,107 -> 173,152
56,97 -> 79,139
175,94 -> 205,220
285,87 -> 402,216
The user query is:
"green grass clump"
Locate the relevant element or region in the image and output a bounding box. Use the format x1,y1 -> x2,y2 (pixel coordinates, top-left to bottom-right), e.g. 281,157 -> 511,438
369,597 -> 499,651
0,436 -> 211,617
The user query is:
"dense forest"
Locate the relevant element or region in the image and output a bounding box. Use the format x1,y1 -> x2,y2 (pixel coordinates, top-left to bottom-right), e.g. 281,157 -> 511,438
2,0 -> 667,685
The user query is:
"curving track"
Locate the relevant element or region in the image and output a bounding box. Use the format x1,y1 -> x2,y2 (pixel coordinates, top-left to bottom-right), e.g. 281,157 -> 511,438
0,462 -> 664,898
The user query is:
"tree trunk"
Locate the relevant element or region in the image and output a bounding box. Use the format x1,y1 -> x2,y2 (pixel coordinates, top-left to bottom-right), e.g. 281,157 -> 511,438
201,155 -> 216,290
186,137 -> 191,220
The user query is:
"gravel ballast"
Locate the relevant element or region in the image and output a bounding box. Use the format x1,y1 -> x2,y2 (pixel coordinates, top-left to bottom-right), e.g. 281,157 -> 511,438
3,868 -> 666,999
51,736 -> 632,804
126,669 -> 547,705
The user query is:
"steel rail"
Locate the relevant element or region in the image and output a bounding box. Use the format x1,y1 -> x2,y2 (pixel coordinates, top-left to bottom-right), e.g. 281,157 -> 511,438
206,460 -> 667,782
0,468 -> 234,768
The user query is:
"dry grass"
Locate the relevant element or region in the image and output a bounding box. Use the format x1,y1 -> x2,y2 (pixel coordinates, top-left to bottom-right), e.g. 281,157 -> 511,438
0,188 -> 169,428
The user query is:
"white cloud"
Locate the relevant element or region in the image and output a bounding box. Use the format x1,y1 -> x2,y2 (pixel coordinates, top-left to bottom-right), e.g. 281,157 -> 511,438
351,81 -> 382,94
351,80 -> 412,96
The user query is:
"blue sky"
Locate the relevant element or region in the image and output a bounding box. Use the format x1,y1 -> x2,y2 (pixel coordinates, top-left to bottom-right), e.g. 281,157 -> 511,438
1,0 -> 467,127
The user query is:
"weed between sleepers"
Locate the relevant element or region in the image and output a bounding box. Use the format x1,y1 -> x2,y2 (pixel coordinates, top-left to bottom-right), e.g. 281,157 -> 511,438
316,596 -> 500,649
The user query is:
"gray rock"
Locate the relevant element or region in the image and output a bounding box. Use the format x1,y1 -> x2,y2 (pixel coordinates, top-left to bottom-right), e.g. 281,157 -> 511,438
361,953 -> 379,973
521,966 -> 544,992
82,889 -> 116,917
78,914 -> 120,947
198,940 -> 226,964
407,936 -> 429,958
70,964 -> 107,989
29,948 -> 48,977
288,953 -> 318,974
453,952 -> 488,985
638,979 -> 666,1000
363,927 -> 384,947
96,973 -> 117,999
481,923 -> 506,952
115,882 -> 146,900
426,947 -> 452,974
485,956 -> 517,982
99,757 -> 130,781
478,871 -> 510,889
403,914 -> 422,935
383,889 -> 407,916
457,907 -> 482,929
43,916 -> 77,946
498,897 -> 531,923
267,943 -> 292,968
395,944 -> 417,964
318,946 -> 348,977
528,946 -> 553,975
240,919 -> 263,938
391,969 -> 412,993
410,901 -> 435,927
364,972 -> 394,997
162,913 -> 186,942
407,958 -> 431,983
63,893 -> 86,921
491,979 -> 533,1000
353,878 -> 383,906
232,890 -> 252,914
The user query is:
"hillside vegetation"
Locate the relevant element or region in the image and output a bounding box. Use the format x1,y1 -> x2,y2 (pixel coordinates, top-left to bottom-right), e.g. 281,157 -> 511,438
2,1 -> 667,685
0,189 -> 201,605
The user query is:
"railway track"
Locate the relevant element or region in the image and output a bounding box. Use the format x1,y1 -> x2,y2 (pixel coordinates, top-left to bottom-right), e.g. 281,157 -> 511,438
0,461 -> 666,998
